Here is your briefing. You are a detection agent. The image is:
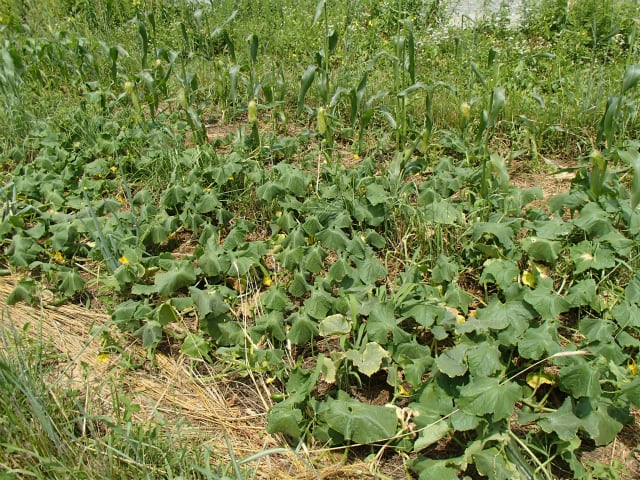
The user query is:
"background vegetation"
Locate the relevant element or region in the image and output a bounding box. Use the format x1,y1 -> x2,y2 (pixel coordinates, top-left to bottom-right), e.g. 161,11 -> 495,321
2,0 -> 640,478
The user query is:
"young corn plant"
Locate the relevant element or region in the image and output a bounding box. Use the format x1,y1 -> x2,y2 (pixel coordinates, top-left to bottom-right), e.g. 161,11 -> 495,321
477,86 -> 506,199
177,69 -> 207,145
597,63 -> 640,151
392,17 -> 416,148
313,0 -> 338,106
577,64 -> 640,207
296,0 -> 339,118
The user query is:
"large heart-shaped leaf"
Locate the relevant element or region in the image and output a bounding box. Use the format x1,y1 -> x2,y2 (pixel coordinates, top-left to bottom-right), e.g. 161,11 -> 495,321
345,342 -> 389,377
288,312 -> 318,345
458,298 -> 533,334
559,362 -> 602,399
319,314 -> 351,336
154,261 -> 196,296
524,278 -> 570,321
317,391 -> 398,444
479,259 -> 519,290
457,377 -> 521,420
189,287 -> 229,318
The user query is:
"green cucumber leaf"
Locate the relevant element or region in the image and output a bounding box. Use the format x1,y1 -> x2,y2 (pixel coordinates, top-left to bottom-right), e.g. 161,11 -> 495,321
421,198 -> 462,225
620,377 -> 640,407
154,302 -> 177,326
570,241 -> 616,274
457,377 -> 521,420
58,268 -> 85,297
277,245 -> 305,271
304,288 -> 333,320
523,278 -> 570,321
580,400 -> 625,445
534,217 -> 572,240
288,271 -> 311,298
267,406 -> 303,439
415,461 -> 459,480
317,391 -> 398,444
6,278 -> 36,306
458,298 -> 533,334
189,287 -> 229,318
573,202 -> 613,237
472,222 -> 514,249
413,420 -> 449,451
356,256 -> 387,283
327,257 -> 350,282
260,285 -> 290,311
473,447 -> 518,480
254,310 -> 287,341
413,377 -> 455,417
317,227 -> 350,250
466,340 -> 503,377
303,245 -> 326,274
559,362 -> 602,399
136,320 -> 163,349
479,259 -> 519,290
436,343 -> 469,377
624,275 -> 640,304
288,312 -> 318,345
565,279 -> 599,310
517,322 -> 561,360
579,317 -> 615,343
364,182 -> 388,206
612,301 -> 640,329
537,398 -> 583,440
181,333 -> 212,361
154,261 -> 196,296
521,236 -> 561,264
345,342 -> 389,377
319,314 -> 351,336
8,234 -> 43,266
431,254 -> 458,284
367,301 -> 410,344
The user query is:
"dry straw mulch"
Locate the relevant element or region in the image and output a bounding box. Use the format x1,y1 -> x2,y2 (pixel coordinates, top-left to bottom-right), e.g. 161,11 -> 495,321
0,274 -> 394,479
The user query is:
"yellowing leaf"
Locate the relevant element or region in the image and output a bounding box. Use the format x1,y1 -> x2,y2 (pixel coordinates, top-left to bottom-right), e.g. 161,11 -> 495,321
526,372 -> 557,389
628,359 -> 638,377
522,270 -> 536,287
